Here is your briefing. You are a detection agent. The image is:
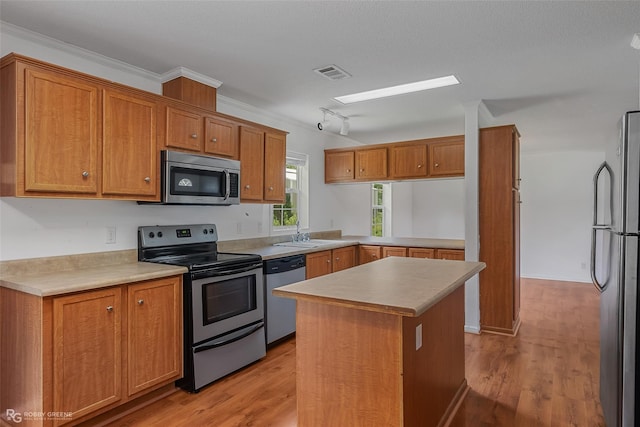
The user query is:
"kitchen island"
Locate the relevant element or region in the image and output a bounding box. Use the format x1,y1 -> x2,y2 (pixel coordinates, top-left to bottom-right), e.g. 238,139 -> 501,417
273,256 -> 485,427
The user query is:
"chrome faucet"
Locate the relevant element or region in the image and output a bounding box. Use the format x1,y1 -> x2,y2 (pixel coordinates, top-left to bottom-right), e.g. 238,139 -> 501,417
292,220 -> 309,242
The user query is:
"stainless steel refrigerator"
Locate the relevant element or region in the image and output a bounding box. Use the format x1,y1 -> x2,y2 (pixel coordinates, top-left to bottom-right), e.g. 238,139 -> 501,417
592,110 -> 640,427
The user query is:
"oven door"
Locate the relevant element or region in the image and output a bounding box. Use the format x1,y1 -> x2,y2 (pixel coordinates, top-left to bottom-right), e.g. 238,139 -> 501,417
191,265 -> 264,344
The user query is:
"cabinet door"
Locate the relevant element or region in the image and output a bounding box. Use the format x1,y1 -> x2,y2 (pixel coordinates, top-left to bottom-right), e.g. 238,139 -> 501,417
24,68 -> 99,194
389,144 -> 428,179
356,148 -> 387,180
332,246 -> 357,272
428,140 -> 464,177
408,248 -> 435,259
204,116 -> 238,158
436,249 -> 465,261
103,90 -> 157,198
325,151 -> 355,182
358,245 -> 382,264
513,189 -> 521,321
382,246 -> 407,258
239,126 -> 265,201
165,106 -> 203,152
512,129 -> 521,190
306,250 -> 332,279
127,277 -> 182,396
53,288 -> 122,420
264,132 -> 286,203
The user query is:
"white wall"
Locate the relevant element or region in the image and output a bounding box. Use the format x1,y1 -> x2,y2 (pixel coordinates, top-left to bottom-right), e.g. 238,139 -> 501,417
411,179 -> 465,239
0,24 -> 357,261
520,150 -> 604,283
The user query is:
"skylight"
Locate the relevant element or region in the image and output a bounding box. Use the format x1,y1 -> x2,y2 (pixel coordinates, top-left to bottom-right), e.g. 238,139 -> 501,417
334,75 -> 460,104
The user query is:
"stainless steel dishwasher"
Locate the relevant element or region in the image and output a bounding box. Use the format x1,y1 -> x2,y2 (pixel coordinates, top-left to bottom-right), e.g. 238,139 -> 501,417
264,254 -> 306,346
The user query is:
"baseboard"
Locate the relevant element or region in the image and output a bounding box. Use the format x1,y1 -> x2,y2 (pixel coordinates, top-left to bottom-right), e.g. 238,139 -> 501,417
464,325 -> 481,334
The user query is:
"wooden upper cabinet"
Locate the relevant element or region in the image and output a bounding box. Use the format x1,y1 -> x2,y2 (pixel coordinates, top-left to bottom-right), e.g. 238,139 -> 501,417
204,116 -> 238,159
264,132 -> 286,203
306,250 -> 333,279
325,151 -> 355,183
239,126 -> 265,201
165,105 -> 203,152
53,287 -> 122,421
389,143 -> 428,179
332,246 -> 357,273
428,139 -> 464,177
24,68 -> 100,194
102,90 -> 157,199
356,147 -> 387,180
127,277 -> 182,397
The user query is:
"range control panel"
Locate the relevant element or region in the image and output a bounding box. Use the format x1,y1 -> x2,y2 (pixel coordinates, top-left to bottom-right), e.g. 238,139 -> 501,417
138,224 -> 218,248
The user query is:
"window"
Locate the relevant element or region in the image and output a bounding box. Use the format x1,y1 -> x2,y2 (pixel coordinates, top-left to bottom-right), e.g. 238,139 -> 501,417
371,183 -> 384,237
272,152 -> 308,231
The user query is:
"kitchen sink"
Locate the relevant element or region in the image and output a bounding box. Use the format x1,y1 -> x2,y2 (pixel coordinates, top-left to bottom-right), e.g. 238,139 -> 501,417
273,239 -> 341,249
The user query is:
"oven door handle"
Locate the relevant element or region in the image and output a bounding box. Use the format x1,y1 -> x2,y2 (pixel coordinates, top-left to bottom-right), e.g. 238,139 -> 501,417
194,322 -> 264,353
192,263 -> 263,279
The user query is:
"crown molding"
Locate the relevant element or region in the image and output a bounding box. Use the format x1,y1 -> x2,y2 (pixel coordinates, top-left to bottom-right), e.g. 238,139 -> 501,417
159,66 -> 222,88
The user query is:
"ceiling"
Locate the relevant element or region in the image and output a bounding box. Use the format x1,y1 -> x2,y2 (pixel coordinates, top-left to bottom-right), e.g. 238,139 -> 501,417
1,1 -> 639,152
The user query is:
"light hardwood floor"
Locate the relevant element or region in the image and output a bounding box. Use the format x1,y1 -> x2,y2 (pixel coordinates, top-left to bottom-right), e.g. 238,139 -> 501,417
105,278 -> 604,427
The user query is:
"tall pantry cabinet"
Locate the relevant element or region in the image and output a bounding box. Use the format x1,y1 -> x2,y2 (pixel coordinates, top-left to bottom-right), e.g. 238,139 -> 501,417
479,125 -> 521,335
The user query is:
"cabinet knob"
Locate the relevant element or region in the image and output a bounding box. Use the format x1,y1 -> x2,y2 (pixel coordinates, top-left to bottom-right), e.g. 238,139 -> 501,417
347,169 -> 351,173
269,186 -> 273,191
138,299 -> 144,305
190,133 -> 198,139
106,306 -> 113,312
82,171 -> 89,178
434,163 -> 439,168
211,138 -> 217,142
326,259 -> 331,263
417,164 -> 422,168
245,184 -> 250,190
335,257 -> 340,261
144,177 -> 151,182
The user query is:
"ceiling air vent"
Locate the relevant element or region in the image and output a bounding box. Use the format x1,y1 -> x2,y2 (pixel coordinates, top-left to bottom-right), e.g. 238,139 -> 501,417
313,64 -> 352,81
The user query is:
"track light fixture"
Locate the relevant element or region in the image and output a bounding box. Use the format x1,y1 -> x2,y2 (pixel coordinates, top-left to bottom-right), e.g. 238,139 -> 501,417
317,107 -> 350,136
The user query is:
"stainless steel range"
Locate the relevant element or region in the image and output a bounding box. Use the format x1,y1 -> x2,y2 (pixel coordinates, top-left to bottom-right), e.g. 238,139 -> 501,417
138,224 -> 265,392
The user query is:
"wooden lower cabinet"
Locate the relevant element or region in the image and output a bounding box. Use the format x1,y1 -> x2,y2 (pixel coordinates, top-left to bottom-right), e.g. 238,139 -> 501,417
408,248 -> 436,259
306,246 -> 357,279
382,246 -> 407,258
436,249 -> 465,261
53,288 -> 122,423
332,246 -> 357,273
359,245 -> 382,264
0,275 -> 183,427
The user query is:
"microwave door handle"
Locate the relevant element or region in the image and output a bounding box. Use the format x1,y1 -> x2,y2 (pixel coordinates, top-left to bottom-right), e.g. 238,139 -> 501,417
225,170 -> 230,200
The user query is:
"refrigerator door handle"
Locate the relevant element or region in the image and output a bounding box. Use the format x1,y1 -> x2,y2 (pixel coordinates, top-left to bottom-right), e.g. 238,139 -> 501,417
591,161 -> 613,293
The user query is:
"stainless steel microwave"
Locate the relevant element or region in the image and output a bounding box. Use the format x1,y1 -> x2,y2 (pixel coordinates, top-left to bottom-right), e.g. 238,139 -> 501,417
153,150 -> 240,205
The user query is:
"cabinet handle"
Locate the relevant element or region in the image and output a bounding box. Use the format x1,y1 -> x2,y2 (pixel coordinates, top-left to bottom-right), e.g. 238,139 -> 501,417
144,177 -> 151,182
326,259 -> 331,263
245,184 -> 250,190
360,168 -> 364,172
106,306 -> 113,312
138,299 -> 144,305
347,169 -> 351,172
268,186 -> 273,191
434,163 -> 439,168
335,257 -> 340,261
417,164 -> 422,168
82,171 -> 89,178
190,133 -> 198,139
211,138 -> 217,142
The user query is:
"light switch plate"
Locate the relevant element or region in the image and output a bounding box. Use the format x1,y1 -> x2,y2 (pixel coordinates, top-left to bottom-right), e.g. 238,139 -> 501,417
415,324 -> 423,350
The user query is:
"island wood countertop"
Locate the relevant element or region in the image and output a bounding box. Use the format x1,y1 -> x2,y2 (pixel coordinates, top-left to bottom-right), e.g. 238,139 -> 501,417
273,257 -> 485,317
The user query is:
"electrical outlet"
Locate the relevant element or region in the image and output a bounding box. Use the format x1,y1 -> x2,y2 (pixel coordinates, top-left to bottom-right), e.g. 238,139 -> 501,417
415,324 -> 423,350
236,222 -> 242,234
106,226 -> 116,244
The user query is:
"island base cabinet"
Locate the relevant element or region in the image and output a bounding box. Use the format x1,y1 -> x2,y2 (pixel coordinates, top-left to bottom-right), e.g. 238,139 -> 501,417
295,286 -> 467,426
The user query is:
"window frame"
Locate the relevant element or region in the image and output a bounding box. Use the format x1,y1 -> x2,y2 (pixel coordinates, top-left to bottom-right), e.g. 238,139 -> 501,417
270,151 -> 309,234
